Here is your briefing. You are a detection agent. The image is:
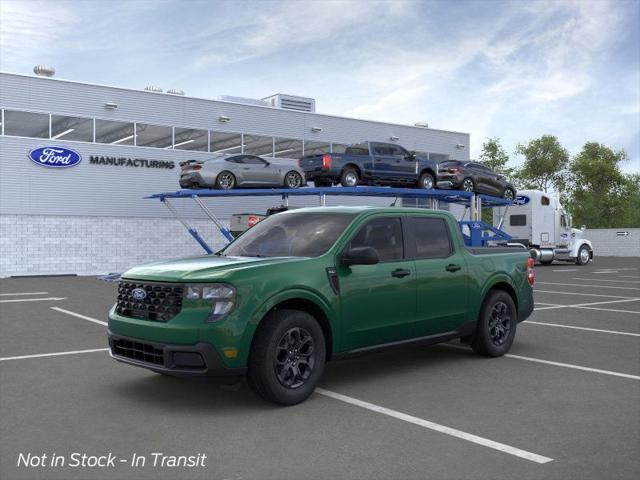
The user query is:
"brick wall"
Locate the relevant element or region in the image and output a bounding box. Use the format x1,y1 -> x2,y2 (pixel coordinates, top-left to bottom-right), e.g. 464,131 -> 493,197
0,215 -> 230,277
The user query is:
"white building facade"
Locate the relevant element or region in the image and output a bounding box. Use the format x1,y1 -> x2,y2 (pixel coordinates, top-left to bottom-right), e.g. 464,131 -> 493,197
0,72 -> 470,276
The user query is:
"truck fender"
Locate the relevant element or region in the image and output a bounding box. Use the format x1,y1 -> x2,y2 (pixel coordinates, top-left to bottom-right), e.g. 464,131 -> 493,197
571,239 -> 593,258
242,288 -> 338,354
476,273 -> 518,318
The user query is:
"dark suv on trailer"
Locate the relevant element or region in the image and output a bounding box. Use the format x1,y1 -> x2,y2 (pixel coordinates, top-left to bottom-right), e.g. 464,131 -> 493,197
437,160 -> 516,199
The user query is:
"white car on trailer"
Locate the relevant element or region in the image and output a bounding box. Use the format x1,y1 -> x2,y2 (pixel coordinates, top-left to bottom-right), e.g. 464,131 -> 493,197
493,189 -> 594,265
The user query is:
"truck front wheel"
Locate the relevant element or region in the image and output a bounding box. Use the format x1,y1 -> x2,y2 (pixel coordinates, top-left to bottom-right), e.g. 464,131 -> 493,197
248,309 -> 326,406
471,290 -> 517,357
417,172 -> 435,189
576,245 -> 591,265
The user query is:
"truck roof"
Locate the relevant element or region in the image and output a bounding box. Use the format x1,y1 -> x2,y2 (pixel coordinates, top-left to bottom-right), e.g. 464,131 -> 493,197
279,205 -> 456,218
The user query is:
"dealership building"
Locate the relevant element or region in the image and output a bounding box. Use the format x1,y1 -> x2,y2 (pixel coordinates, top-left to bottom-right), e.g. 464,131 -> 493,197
0,70 -> 470,276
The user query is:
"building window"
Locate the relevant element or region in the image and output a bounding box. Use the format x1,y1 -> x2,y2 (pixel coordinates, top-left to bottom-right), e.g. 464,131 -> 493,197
173,127 -> 208,151
51,114 -> 94,142
3,110 -> 49,138
210,131 -> 243,154
273,137 -> 303,159
95,119 -> 135,145
135,123 -> 173,149
303,140 -> 331,156
244,134 -> 274,156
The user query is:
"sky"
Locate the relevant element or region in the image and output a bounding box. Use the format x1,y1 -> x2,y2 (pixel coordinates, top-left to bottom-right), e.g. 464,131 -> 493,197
1,0 -> 639,173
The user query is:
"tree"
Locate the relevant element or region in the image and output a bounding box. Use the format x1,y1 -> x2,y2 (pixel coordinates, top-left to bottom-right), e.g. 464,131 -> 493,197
515,135 -> 569,193
479,137 -> 512,176
566,142 -> 633,228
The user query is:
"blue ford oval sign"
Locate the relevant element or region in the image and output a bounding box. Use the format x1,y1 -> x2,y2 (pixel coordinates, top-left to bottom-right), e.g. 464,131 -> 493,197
514,195 -> 530,206
28,146 -> 82,168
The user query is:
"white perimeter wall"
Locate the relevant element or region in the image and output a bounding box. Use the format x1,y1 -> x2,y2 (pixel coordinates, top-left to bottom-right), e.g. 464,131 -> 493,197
587,228 -> 640,258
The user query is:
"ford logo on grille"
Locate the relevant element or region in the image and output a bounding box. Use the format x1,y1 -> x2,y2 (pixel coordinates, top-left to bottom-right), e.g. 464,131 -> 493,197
131,288 -> 147,301
28,146 -> 82,168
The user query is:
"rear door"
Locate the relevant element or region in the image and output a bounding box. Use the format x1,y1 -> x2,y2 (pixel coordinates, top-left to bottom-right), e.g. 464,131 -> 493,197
407,216 -> 470,336
338,216 -> 416,350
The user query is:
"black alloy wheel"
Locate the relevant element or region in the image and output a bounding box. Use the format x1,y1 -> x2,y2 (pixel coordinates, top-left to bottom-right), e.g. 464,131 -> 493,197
471,290 -> 517,357
274,327 -> 316,389
488,301 -> 512,347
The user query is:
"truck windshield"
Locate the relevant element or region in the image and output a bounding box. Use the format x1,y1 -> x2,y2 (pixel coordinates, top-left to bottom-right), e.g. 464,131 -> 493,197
220,212 -> 356,258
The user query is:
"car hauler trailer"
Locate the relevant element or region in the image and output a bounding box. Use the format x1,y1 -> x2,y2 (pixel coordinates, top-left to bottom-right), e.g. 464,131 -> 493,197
492,189 -> 594,265
146,186 -> 514,253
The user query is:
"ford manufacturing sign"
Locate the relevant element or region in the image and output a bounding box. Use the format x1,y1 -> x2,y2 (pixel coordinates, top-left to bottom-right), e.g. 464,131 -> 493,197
28,146 -> 82,168
514,195 -> 531,206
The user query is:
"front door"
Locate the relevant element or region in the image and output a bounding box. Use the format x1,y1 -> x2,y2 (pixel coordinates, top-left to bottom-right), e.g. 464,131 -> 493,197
406,216 -> 470,336
338,216 -> 416,350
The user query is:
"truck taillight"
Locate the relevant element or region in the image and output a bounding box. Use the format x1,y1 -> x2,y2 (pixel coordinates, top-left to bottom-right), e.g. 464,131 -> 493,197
322,154 -> 331,169
297,159 -> 301,167
247,215 -> 260,228
526,257 -> 535,285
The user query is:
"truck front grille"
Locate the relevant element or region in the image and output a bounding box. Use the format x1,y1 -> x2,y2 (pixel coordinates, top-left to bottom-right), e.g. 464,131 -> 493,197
112,338 -> 164,366
116,281 -> 183,322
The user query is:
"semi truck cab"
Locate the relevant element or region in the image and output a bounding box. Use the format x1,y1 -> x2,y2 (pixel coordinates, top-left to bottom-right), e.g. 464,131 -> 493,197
494,189 -> 594,265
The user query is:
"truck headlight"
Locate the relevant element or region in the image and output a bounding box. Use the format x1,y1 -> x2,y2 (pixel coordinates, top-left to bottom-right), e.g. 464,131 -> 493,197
184,284 -> 236,322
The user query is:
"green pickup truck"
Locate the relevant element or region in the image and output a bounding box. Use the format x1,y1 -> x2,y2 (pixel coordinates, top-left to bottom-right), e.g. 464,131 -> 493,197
108,207 -> 534,405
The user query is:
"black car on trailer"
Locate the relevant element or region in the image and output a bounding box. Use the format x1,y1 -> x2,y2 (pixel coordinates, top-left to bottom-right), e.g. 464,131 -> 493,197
437,160 -> 516,199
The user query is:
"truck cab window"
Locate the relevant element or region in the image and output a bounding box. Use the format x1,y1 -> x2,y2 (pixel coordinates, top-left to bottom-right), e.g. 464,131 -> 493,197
541,196 -> 550,206
409,217 -> 452,258
350,218 -> 403,262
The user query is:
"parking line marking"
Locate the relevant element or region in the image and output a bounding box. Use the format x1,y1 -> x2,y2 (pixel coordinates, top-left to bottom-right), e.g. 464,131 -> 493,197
504,354 -> 640,380
524,321 -> 640,337
537,282 -> 640,291
51,307 -> 108,326
573,306 -> 640,315
0,292 -> 49,296
0,348 -> 109,362
535,290 -> 638,299
444,345 -> 640,380
533,298 -> 640,312
620,276 -> 640,279
315,388 -> 553,464
572,278 -> 640,284
552,269 -> 579,272
0,297 -> 67,303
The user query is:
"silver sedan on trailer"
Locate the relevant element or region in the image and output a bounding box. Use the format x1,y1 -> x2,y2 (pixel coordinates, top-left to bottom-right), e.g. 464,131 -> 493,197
179,154 -> 307,189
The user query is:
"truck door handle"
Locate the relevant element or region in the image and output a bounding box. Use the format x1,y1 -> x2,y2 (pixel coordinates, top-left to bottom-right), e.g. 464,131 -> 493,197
391,268 -> 411,278
446,264 -> 461,272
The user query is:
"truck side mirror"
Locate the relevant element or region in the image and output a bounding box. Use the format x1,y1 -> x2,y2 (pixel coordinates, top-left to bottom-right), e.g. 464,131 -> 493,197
341,246 -> 379,266
581,225 -> 586,230
405,151 -> 416,161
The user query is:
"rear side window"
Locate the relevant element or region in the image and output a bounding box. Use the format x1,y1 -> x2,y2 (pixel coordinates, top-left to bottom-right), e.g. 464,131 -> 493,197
510,215 -> 527,226
350,217 -> 403,262
409,217 -> 452,259
345,143 -> 369,155
226,156 -> 244,164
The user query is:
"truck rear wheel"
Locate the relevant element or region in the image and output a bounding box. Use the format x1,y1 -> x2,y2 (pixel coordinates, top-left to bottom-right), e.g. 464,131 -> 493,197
471,290 -> 517,357
247,309 -> 326,406
340,168 -> 359,187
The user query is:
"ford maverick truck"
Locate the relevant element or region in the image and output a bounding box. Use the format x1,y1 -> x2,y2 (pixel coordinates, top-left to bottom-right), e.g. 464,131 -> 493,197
298,142 -> 440,189
108,207 -> 534,405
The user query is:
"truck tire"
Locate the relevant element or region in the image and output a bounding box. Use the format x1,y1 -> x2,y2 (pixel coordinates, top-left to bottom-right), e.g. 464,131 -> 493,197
247,309 -> 326,406
471,290 -> 517,357
216,171 -> 236,190
417,172 -> 435,189
503,187 -> 515,200
340,168 -> 359,187
576,245 -> 591,265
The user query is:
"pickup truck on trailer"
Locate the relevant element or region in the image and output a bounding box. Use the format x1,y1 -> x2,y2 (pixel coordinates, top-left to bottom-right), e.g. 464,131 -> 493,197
108,207 -> 535,405
299,141 -> 441,189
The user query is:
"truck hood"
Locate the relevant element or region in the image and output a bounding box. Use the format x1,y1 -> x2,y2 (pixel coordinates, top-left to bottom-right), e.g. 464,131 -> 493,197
121,254 -> 305,282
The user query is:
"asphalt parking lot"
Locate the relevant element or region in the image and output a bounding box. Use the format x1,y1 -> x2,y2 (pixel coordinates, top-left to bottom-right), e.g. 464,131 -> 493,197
1,257 -> 639,480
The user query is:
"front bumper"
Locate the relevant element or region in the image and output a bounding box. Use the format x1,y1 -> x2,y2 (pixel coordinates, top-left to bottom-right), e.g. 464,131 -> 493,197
108,331 -> 246,381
